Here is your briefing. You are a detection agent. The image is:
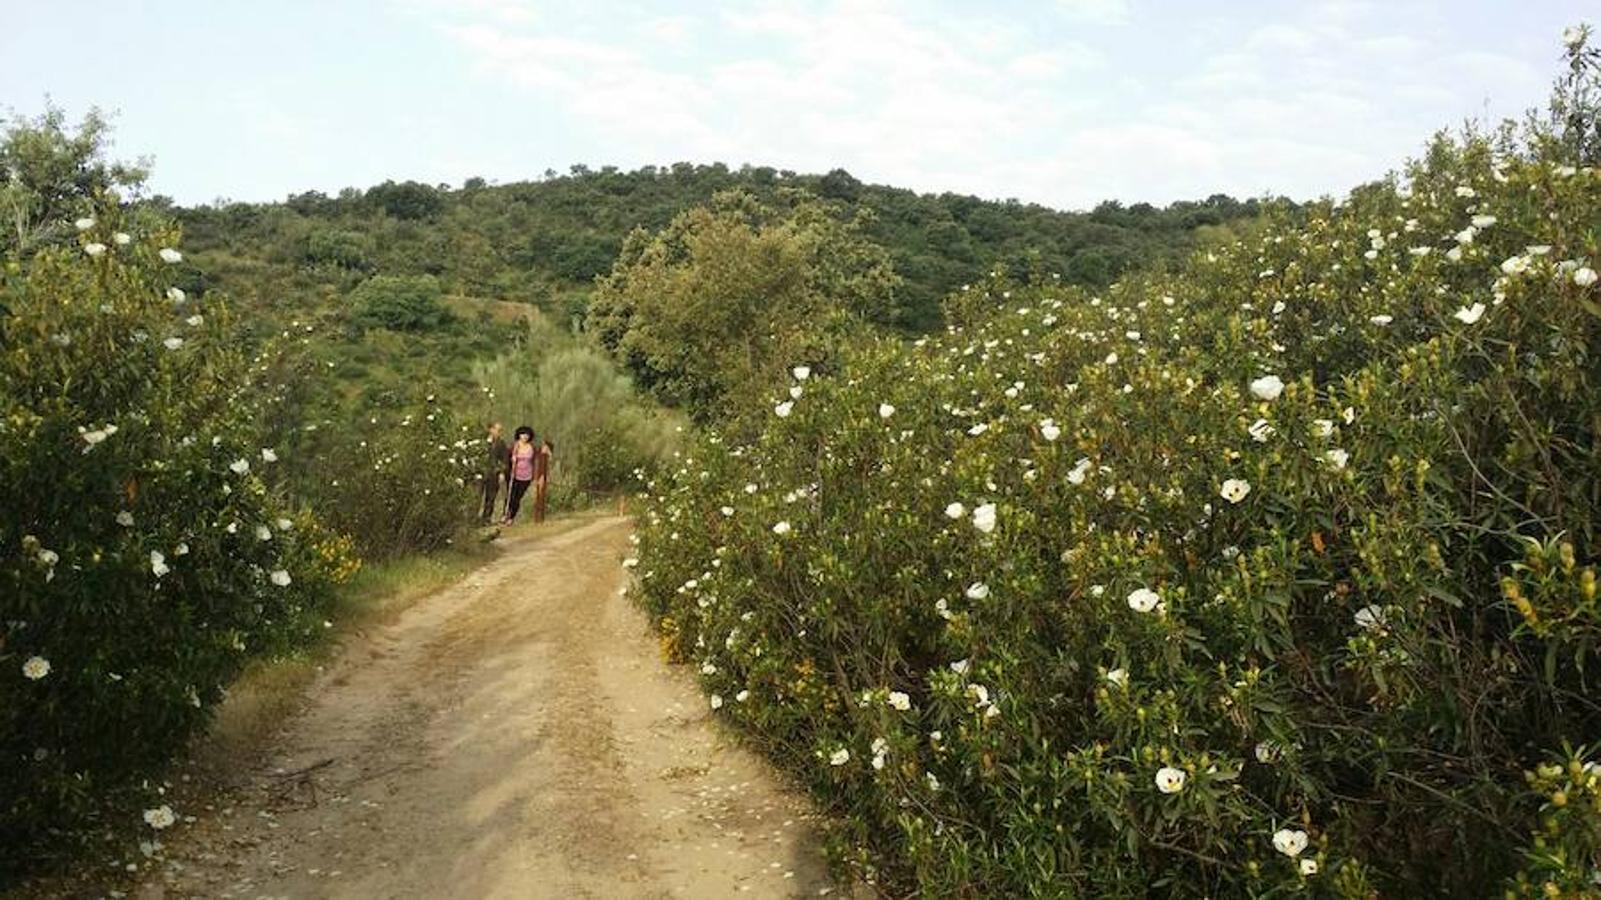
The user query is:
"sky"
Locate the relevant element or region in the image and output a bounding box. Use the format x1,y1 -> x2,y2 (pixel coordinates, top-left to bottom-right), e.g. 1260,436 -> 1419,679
2,1 -> 1592,210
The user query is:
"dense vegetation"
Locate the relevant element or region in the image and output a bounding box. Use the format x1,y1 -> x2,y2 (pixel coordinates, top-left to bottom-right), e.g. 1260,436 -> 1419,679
0,191 -> 361,873
630,33 -> 1601,897
168,161 -> 1266,332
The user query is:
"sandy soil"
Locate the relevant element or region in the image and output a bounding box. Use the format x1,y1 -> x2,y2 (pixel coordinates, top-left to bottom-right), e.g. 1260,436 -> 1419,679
131,516 -> 834,899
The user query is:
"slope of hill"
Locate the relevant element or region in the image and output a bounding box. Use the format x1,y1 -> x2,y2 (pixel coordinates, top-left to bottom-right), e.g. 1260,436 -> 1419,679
165,164 -> 1271,332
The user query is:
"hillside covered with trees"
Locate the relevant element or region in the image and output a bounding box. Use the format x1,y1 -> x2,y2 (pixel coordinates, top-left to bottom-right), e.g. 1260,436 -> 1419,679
166,163 -> 1269,332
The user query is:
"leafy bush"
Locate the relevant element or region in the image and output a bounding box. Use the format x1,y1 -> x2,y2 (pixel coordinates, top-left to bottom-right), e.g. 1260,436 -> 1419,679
303,393 -> 479,559
348,274 -> 453,332
630,48 -> 1601,897
300,227 -> 374,271
0,204 -> 357,876
587,189 -> 902,423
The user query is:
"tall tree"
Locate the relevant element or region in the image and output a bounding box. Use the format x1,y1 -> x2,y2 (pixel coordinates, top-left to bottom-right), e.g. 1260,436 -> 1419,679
0,104 -> 148,257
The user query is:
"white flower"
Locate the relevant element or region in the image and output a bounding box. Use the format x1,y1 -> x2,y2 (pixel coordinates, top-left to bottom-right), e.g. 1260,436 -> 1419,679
1247,418 -> 1274,443
269,569 -> 292,587
1127,588 -> 1161,614
1471,214 -> 1497,229
1219,478 -> 1252,505
967,422 -> 988,436
163,337 -> 184,351
710,694 -> 724,710
720,506 -> 735,517
1105,668 -> 1128,688
744,483 -> 759,494
261,448 -> 278,463
1300,859 -> 1319,876
925,772 -> 941,791
829,748 -> 850,766
276,518 -> 293,531
949,659 -> 970,675
772,521 -> 792,536
113,231 -> 132,245
22,656 -> 51,680
166,287 -> 186,303
1354,604 -> 1385,630
1453,302 -> 1486,324
1067,458 -> 1091,485
143,805 -> 176,830
83,242 -> 107,257
1455,226 -> 1477,245
622,557 -> 639,569
229,458 -> 250,475
1500,255 -> 1530,276
1154,766 -> 1187,794
735,689 -> 749,703
1272,828 -> 1309,857
255,524 -> 272,541
971,503 -> 997,534
1369,314 -> 1393,326
1563,25 -> 1585,50
185,315 -> 203,326
1574,267 -> 1598,287
878,403 -> 895,419
965,582 -> 991,601
1454,185 -> 1476,198
74,217 -> 96,231
792,365 -> 811,381
789,385 -> 804,400
150,550 -> 169,577
1255,741 -> 1280,764
1040,420 -> 1061,442
774,401 -> 794,418
1311,419 -> 1334,439
1324,448 -> 1350,470
944,501 -> 967,520
158,247 -> 183,264
173,542 -> 189,556
1250,375 -> 1285,401
887,691 -> 911,711
116,511 -> 135,527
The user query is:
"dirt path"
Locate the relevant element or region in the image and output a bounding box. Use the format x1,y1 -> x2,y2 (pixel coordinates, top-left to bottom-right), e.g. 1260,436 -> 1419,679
136,517 -> 834,899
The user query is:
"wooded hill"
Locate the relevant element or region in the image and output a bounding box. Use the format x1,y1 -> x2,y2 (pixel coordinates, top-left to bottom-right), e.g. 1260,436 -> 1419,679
164,163 -> 1272,332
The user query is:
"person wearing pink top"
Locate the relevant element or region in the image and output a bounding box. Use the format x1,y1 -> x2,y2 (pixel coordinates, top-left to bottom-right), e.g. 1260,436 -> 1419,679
501,425 -> 537,524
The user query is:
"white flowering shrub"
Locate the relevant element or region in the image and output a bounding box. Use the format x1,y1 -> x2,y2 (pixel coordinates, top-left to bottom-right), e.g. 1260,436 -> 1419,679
305,393 -> 479,558
0,202 -> 357,873
631,88 -> 1601,894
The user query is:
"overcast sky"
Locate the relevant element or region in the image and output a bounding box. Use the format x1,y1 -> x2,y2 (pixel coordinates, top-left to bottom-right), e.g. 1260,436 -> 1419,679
2,1 -> 1591,209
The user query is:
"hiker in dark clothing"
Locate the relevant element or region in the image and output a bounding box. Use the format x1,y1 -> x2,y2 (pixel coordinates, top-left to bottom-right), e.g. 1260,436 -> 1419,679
480,422 -> 510,524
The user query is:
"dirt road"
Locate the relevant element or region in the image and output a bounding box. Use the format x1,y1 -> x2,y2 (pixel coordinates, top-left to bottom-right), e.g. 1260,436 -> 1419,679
136,516 -> 834,899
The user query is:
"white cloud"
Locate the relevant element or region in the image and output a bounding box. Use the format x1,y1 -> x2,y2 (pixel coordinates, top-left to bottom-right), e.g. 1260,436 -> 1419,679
420,0 -> 1576,209
1056,0 -> 1132,26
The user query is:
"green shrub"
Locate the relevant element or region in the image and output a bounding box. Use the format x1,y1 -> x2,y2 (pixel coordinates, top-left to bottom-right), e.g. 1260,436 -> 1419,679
587,189 -> 902,423
304,393 -> 479,559
348,274 -> 453,332
0,204 -> 357,877
630,60 -> 1601,898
